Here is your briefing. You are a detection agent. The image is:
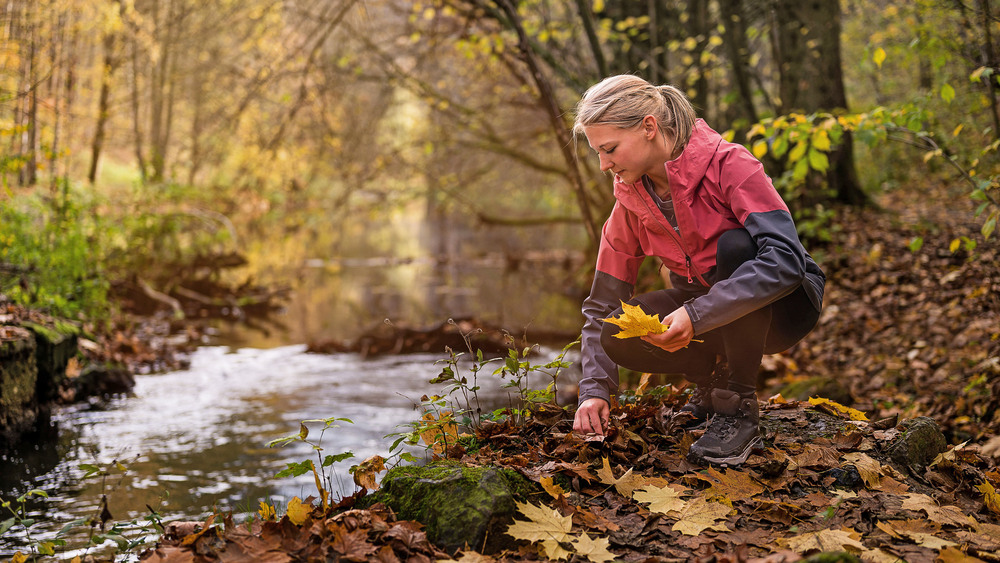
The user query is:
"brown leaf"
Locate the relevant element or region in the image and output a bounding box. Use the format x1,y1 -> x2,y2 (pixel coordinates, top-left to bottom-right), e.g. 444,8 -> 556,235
699,467 -> 765,500
328,522 -> 378,561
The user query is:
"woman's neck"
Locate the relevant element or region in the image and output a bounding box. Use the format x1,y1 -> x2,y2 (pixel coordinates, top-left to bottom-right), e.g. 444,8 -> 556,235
646,167 -> 671,199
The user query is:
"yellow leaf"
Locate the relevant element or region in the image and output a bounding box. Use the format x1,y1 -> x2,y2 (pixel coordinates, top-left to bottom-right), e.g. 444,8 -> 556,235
258,500 -> 276,521
539,539 -> 572,560
540,476 -> 567,499
602,301 -> 664,339
285,496 -> 312,525
506,501 -> 573,544
752,140 -> 768,159
633,484 -> 688,515
808,396 -> 868,421
592,0 -> 605,13
12,552 -> 27,563
671,497 -> 731,536
596,457 -> 646,497
419,411 -> 459,454
779,527 -> 864,553
873,47 -> 886,68
978,481 -> 1000,515
570,533 -> 617,563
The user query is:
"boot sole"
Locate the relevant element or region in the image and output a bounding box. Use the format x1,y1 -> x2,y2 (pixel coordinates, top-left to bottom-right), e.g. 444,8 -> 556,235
690,435 -> 762,466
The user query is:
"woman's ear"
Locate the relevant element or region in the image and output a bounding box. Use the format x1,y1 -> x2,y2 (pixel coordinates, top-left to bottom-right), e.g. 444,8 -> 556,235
642,115 -> 658,140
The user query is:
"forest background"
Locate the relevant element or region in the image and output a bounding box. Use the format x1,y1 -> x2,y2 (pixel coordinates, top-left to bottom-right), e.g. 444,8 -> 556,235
1,0 -> 998,329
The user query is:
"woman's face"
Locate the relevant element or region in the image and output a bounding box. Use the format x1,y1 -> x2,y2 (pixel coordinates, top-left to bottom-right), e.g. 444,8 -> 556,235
583,117 -> 672,185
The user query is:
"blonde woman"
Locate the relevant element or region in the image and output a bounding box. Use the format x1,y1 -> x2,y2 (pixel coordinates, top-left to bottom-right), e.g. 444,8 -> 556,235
572,75 -> 825,465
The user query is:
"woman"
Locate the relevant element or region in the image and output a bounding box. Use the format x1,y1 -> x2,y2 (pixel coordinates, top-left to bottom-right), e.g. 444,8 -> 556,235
572,75 -> 825,466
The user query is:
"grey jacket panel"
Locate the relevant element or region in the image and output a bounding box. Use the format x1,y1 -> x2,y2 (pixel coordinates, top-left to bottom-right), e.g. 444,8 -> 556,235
578,271 -> 635,405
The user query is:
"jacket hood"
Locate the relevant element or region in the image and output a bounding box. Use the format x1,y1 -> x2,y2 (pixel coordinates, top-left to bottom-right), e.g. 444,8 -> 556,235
612,118 -> 723,209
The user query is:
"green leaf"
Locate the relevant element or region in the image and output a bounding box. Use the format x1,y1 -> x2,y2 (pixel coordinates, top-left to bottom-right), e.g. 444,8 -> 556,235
908,237 -> 924,253
0,518 -> 15,535
79,464 -> 102,477
772,136 -> 789,158
322,452 -> 355,466
811,129 -> 831,151
788,141 -> 808,163
983,212 -> 998,239
808,149 -> 829,172
941,83 -> 956,103
873,47 -> 886,68
275,460 -> 314,479
792,158 -> 810,181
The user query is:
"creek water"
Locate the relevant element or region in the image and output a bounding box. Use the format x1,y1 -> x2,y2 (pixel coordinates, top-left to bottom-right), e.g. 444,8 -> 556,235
0,255 -> 586,559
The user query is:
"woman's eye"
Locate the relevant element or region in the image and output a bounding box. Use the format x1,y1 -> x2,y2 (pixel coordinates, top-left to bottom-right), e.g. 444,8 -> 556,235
605,147 -> 615,154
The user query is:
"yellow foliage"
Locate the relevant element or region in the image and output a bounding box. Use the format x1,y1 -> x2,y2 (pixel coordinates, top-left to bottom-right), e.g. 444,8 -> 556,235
285,496 -> 312,526
596,457 -> 646,497
977,481 -> 1000,515
258,500 -> 277,521
632,484 -> 688,515
601,301 -> 664,339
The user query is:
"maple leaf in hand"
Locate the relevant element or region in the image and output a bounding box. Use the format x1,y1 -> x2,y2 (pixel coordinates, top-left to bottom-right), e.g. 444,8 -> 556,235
601,301 -> 665,339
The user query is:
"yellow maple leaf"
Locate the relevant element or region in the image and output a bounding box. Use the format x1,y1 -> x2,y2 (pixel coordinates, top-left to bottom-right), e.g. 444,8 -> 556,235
601,301 -> 665,339
977,481 -> 1000,515
257,500 -> 277,521
420,411 -> 459,454
633,484 -> 688,516
596,457 -> 646,497
807,396 -> 869,421
539,539 -> 572,561
506,501 -> 573,544
11,552 -> 27,563
570,533 -> 617,563
779,527 -> 864,554
671,497 -> 731,536
285,496 -> 312,525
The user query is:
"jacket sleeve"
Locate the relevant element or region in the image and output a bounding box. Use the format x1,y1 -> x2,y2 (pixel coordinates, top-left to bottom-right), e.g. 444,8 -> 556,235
578,207 -> 642,405
684,162 -> 810,334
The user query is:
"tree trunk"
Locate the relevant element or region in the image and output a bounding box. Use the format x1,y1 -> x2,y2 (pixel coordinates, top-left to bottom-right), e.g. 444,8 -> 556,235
89,18 -> 118,184
771,0 -> 864,205
19,23 -> 37,187
719,0 -> 759,126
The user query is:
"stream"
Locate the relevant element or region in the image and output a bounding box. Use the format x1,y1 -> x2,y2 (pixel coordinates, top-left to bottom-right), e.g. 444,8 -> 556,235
0,255 -> 585,559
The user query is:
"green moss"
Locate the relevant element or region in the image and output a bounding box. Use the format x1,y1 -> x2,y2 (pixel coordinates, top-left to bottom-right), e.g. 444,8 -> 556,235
362,462 -> 540,554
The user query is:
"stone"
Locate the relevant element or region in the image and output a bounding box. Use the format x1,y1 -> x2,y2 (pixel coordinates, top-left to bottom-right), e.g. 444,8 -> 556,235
21,320 -> 79,403
364,462 -> 536,555
0,325 -> 39,446
886,416 -> 947,471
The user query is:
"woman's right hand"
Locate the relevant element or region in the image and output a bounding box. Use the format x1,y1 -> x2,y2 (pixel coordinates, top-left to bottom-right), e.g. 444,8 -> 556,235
573,398 -> 610,436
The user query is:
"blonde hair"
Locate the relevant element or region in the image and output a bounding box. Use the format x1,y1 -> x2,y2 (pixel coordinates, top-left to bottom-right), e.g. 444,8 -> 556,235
573,75 -> 697,155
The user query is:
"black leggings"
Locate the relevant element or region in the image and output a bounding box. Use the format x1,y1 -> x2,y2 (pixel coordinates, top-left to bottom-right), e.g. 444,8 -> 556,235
600,229 -> 819,391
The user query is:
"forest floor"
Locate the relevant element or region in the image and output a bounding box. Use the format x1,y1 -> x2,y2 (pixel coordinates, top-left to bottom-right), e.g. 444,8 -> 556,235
137,181 -> 1000,562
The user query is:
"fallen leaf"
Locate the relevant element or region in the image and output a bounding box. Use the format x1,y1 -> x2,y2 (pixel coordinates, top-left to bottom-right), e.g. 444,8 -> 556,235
601,301 -> 665,339
700,466 -> 765,500
842,452 -> 884,488
570,533 -> 617,563
808,396 -> 868,421
352,455 -> 387,491
778,527 -> 864,554
632,484 -> 688,515
901,494 -> 976,527
539,539 -> 572,561
936,546 -> 986,563
506,501 -> 573,544
285,497 -> 311,526
419,411 -> 459,454
540,476 -> 567,499
977,481 -> 1000,515
328,522 -> 378,561
596,457 -> 646,497
671,497 -> 731,536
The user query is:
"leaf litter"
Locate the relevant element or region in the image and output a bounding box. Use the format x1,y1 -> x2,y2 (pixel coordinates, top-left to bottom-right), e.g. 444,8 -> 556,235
143,184 -> 1000,560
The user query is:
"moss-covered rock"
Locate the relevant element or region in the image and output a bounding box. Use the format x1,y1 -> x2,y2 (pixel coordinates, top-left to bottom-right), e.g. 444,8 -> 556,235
21,320 -> 79,403
363,461 -> 539,554
0,326 -> 39,446
886,416 -> 946,471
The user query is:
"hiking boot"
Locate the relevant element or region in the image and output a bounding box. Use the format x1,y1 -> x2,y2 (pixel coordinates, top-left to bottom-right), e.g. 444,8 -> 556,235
687,389 -> 762,466
675,385 -> 713,428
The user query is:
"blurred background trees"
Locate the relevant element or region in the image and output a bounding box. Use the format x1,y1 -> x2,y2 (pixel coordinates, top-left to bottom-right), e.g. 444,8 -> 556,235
1,0 -> 997,322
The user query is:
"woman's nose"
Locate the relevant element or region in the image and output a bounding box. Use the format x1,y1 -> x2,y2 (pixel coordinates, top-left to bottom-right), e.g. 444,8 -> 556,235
598,153 -> 613,172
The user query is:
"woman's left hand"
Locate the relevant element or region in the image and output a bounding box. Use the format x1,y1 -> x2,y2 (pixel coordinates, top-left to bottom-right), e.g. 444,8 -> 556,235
641,306 -> 695,352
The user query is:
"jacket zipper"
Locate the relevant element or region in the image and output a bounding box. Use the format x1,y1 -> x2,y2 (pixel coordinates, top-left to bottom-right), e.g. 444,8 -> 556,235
635,185 -> 707,286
